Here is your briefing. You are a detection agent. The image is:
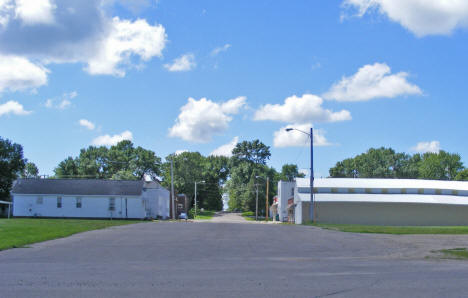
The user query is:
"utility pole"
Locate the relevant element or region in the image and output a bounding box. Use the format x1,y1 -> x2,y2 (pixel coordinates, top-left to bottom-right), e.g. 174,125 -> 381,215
194,182 -> 198,219
171,159 -> 175,220
255,184 -> 259,221
265,177 -> 269,221
310,127 -> 314,223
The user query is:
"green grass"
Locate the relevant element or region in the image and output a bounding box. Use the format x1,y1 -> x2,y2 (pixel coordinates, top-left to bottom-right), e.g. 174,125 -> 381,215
241,211 -> 268,221
194,210 -> 215,220
435,248 -> 468,259
306,223 -> 468,235
0,218 -> 140,251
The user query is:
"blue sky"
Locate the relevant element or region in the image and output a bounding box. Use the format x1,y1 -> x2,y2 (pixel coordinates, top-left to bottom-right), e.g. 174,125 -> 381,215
1,0 -> 467,178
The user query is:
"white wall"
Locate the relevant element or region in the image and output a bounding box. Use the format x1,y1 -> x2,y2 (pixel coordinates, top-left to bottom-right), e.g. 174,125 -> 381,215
278,181 -> 295,222
12,194 -> 145,219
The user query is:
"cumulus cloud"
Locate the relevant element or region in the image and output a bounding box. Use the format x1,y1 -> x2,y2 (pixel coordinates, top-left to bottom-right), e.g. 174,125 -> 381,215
0,100 -> 31,116
323,63 -> 422,102
342,0 -> 468,37
254,94 -> 351,123
273,124 -> 331,148
0,1 -> 167,78
92,130 -> 133,146
44,91 -> 77,110
0,54 -> 48,92
14,0 -> 56,25
164,53 -> 196,72
86,17 -> 167,76
169,96 -> 246,143
411,140 -> 440,153
175,149 -> 188,155
79,119 -> 95,130
211,44 -> 231,56
210,136 -> 238,157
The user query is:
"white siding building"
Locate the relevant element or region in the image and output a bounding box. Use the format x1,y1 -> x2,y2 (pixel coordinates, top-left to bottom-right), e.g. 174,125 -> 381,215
293,178 -> 468,225
12,179 -> 170,219
277,181 -> 295,222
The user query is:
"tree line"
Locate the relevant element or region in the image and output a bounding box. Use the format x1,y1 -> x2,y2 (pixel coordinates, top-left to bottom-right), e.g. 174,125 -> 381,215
2,135 -> 467,212
329,147 -> 468,181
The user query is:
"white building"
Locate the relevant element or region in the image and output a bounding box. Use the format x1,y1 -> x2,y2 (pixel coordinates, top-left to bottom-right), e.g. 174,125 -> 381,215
12,178 -> 170,219
277,181 -> 295,222
292,178 -> 468,225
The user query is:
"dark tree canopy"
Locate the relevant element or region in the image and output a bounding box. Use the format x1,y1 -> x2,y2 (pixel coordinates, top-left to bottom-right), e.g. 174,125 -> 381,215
0,137 -> 26,200
232,139 -> 271,165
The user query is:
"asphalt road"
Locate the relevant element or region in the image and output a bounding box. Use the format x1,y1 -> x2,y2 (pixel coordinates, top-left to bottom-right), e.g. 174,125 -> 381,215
2,213 -> 468,297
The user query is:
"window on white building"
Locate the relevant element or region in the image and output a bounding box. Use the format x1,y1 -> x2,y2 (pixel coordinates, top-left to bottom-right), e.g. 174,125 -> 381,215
76,197 -> 82,208
57,197 -> 62,208
109,197 -> 115,211
37,197 -> 43,204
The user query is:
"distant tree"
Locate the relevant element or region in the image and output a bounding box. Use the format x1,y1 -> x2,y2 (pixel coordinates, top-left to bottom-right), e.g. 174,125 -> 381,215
0,137 -> 26,200
22,162 -> 39,178
455,169 -> 468,181
280,164 -> 305,181
54,157 -> 79,178
418,151 -> 464,180
54,141 -> 162,180
329,147 -> 465,181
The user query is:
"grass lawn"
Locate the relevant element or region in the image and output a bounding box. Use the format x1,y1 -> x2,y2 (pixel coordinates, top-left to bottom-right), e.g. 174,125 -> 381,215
307,223 -> 468,235
241,211 -> 268,221
436,248 -> 468,260
0,218 -> 140,251
194,210 -> 215,220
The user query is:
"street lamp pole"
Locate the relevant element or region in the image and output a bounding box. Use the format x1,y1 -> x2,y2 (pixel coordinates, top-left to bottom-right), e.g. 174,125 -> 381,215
285,127 -> 314,223
255,183 -> 259,221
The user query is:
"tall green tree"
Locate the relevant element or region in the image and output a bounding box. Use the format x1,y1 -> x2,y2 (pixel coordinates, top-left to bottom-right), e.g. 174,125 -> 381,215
0,137 -> 26,200
455,169 -> 468,181
418,151 -> 463,180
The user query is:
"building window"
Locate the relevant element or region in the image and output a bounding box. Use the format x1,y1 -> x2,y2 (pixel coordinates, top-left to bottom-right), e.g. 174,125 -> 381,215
291,188 -> 294,196
76,197 -> 82,208
37,197 -> 43,204
109,197 -> 115,211
381,188 -> 388,194
57,197 -> 62,208
418,188 -> 424,194
401,188 -> 407,194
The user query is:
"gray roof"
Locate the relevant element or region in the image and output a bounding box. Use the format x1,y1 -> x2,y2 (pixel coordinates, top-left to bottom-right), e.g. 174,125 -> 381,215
12,179 -> 144,196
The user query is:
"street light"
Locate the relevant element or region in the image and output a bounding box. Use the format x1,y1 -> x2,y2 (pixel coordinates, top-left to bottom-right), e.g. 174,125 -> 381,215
285,127 -> 314,223
256,175 -> 270,221
194,180 -> 205,219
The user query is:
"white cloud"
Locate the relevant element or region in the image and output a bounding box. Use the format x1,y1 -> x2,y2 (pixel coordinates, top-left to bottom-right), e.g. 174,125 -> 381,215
15,0 -> 56,25
273,124 -> 331,148
211,44 -> 231,56
323,63 -> 422,102
169,96 -> 246,143
210,136 -> 238,157
44,91 -> 77,110
79,119 -> 95,130
411,140 -> 440,153
0,3 -> 167,78
92,130 -> 133,146
86,17 -> 167,77
254,94 -> 351,123
0,55 -> 48,92
175,149 -> 188,155
163,53 -> 196,72
342,0 -> 468,37
0,100 -> 31,116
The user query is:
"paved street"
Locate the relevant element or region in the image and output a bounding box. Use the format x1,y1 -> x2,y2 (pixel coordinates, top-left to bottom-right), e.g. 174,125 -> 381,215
2,214 -> 468,297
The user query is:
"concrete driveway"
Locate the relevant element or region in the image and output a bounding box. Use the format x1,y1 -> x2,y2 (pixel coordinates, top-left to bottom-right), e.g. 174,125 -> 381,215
2,214 -> 468,297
